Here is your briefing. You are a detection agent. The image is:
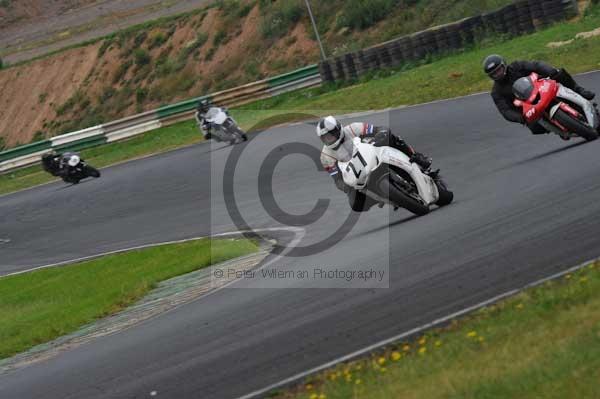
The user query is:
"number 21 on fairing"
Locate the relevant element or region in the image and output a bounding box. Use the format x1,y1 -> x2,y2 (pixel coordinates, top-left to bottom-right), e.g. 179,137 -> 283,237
346,151 -> 368,178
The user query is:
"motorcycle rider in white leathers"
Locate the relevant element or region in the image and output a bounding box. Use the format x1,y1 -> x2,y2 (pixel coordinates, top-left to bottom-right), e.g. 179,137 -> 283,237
317,116 -> 432,212
195,99 -> 214,139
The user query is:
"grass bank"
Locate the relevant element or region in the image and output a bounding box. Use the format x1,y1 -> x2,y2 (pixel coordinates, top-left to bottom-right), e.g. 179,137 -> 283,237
0,238 -> 258,359
276,261 -> 600,399
3,5 -> 600,196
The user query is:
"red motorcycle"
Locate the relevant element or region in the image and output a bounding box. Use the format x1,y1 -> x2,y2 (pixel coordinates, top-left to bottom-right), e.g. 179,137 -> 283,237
512,72 -> 599,141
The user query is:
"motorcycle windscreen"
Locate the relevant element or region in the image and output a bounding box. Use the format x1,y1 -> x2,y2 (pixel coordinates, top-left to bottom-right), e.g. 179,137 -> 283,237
512,77 -> 534,101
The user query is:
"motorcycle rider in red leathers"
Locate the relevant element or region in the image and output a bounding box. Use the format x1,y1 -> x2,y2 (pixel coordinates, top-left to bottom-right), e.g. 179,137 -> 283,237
317,115 -> 431,212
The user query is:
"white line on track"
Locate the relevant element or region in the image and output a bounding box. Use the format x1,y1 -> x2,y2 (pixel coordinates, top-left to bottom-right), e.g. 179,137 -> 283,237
0,227 -> 304,279
235,256 -> 599,399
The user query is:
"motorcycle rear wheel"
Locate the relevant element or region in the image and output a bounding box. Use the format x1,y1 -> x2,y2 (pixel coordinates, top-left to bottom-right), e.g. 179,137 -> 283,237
379,173 -> 430,216
84,165 -> 101,178
553,109 -> 598,141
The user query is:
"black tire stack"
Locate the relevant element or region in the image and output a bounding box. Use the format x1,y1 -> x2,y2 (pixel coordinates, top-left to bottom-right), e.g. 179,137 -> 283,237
317,0 -> 579,83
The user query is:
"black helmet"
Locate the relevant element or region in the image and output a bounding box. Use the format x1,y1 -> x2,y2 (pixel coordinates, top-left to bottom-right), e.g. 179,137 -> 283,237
197,98 -> 211,114
483,54 -> 507,81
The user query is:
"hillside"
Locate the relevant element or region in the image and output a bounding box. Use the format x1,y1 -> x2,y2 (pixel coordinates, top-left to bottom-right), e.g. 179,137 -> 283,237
0,0 -> 514,148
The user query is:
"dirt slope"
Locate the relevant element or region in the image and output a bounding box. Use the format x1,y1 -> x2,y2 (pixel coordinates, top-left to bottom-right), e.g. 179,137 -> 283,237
0,0 -> 516,148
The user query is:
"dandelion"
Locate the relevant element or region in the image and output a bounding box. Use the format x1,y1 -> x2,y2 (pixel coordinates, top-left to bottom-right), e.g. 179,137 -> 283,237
354,364 -> 362,371
355,379 -> 362,385
402,344 -> 411,352
580,276 -> 588,283
306,384 -> 313,391
391,351 -> 402,361
380,367 -> 387,373
345,375 -> 352,382
435,340 -> 442,347
319,394 -> 326,399
418,347 -> 427,355
515,303 -> 524,310
377,357 -> 386,366
418,337 -> 427,346
328,373 -> 337,381
565,274 -> 572,280
467,331 -> 477,338
478,336 -> 485,343
310,394 -> 318,399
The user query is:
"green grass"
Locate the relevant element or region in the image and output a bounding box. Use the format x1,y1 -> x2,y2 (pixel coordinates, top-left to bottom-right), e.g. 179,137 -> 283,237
0,119 -> 202,195
0,238 -> 258,359
277,262 -> 600,399
4,6 -> 600,196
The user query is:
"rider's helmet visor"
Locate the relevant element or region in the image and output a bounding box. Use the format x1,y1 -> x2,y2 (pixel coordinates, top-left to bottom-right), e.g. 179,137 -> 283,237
320,130 -> 340,145
489,64 -> 506,81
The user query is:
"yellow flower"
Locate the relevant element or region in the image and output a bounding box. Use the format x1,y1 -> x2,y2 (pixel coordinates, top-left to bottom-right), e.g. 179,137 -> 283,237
478,336 -> 485,343
515,303 -> 524,310
380,367 -> 387,373
345,375 -> 352,382
467,331 -> 477,338
391,351 -> 402,361
319,394 -> 327,399
377,357 -> 386,366
329,373 -> 337,381
435,340 -> 442,347
418,347 -> 427,355
309,394 -> 318,399
355,379 -> 362,385
306,384 -> 313,391
418,337 -> 427,346
402,344 -> 411,352
354,364 -> 362,371
580,276 -> 588,283
565,274 -> 572,280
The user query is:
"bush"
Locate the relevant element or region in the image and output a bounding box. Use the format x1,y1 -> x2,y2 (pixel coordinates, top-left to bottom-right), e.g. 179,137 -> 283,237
31,131 -> 45,143
0,57 -> 3,69
134,32 -> 148,47
136,88 -> 148,103
113,60 -> 133,83
260,0 -> 304,39
213,30 -> 228,47
148,32 -> 167,49
337,0 -> 397,30
134,49 -> 151,66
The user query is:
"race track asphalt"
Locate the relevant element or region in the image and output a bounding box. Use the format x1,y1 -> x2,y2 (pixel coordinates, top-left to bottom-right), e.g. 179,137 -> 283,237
2,73 -> 600,398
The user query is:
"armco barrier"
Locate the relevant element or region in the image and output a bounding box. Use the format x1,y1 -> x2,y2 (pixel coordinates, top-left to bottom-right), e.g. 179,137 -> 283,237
320,0 -> 579,82
0,65 -> 321,173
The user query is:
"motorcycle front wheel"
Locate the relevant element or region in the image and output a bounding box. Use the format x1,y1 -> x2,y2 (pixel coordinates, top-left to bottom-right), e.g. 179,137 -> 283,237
553,109 -> 598,141
378,173 -> 430,216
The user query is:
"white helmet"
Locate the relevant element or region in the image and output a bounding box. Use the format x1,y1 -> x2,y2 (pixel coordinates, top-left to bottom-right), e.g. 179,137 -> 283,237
316,116 -> 343,149
67,155 -> 81,167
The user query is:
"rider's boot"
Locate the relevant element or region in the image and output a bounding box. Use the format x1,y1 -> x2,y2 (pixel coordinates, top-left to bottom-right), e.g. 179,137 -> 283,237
410,152 -> 432,170
575,85 -> 596,101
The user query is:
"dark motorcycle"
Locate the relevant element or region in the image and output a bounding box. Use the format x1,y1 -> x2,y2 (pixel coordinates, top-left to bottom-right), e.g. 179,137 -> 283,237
42,152 -> 101,184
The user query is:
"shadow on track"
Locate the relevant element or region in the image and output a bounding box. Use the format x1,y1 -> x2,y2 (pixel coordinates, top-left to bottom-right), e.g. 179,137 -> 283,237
497,140 -> 589,172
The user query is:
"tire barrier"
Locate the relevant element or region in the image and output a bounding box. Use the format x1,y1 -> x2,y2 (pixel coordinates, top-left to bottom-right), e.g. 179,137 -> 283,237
0,65 -> 322,173
319,0 -> 579,83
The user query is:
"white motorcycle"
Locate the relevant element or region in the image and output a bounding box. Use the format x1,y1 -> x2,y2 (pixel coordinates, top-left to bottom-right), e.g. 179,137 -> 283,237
204,107 -> 248,144
338,137 -> 453,215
